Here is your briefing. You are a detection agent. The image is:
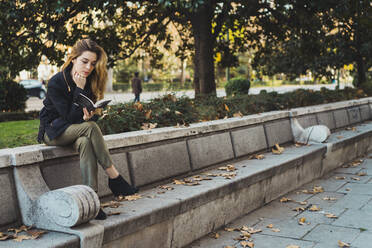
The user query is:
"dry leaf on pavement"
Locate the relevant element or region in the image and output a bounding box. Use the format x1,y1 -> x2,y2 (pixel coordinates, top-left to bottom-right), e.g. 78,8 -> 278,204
271,228 -> 280,232
323,197 -> 337,201
272,144 -> 284,154
13,235 -> 33,242
101,201 -> 121,208
298,217 -> 307,225
334,176 -> 346,180
233,112 -> 243,118
293,207 -> 306,212
158,185 -> 174,191
338,240 -> 350,247
240,241 -> 254,248
357,172 -> 367,176
218,164 -> 236,171
280,197 -> 292,203
107,211 -> 121,216
144,109 -> 152,119
266,224 -> 274,228
124,194 -> 142,201
351,177 -> 360,181
26,229 -> 47,239
309,205 -> 321,211
286,245 -> 300,248
325,213 -> 338,219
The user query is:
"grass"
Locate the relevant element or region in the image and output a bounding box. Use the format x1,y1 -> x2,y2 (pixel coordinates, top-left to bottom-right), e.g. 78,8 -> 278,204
0,119 -> 39,149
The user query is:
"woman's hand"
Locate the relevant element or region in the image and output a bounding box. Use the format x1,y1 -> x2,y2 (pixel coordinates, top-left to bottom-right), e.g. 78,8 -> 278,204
73,71 -> 86,89
83,107 -> 95,121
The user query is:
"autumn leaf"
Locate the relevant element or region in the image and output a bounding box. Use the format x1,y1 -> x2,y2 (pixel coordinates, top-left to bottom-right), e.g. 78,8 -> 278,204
224,246 -> 236,248
336,136 -> 344,139
271,228 -> 280,232
351,160 -> 363,167
221,172 -> 237,179
210,232 -> 220,239
158,185 -> 174,191
351,177 -> 360,181
101,201 -> 121,208
145,109 -> 152,119
325,213 -> 338,219
134,102 -> 143,111
309,205 -> 321,211
26,229 -> 47,239
233,111 -> 243,118
240,241 -> 254,248
225,227 -> 239,232
124,194 -> 142,201
218,164 -> 236,171
175,110 -> 182,115
334,176 -> 346,180
323,197 -> 337,201
141,122 -> 158,130
252,154 -> 265,160
280,197 -> 292,203
298,217 -> 307,225
272,144 -> 284,154
293,207 -> 306,212
345,188 -> 351,191
338,240 -> 350,247
0,233 -> 14,241
286,245 -> 300,248
173,179 -> 185,185
165,107 -> 171,112
357,172 -> 367,176
224,104 -> 230,112
13,235 -> 33,242
266,224 -> 274,228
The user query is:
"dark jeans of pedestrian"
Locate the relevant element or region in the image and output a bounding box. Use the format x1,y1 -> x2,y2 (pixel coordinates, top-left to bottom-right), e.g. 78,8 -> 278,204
134,93 -> 140,102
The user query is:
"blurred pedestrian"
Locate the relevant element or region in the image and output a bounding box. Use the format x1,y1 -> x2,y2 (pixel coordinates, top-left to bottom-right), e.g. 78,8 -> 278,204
131,71 -> 142,102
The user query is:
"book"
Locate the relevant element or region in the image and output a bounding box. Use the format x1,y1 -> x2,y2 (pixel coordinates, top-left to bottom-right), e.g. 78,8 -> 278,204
76,93 -> 111,112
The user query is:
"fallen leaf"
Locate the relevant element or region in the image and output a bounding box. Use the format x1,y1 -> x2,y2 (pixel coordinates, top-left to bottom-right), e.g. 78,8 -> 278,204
221,172 -> 237,179
295,142 -> 306,147
351,160 -> 363,167
225,227 -> 239,232
325,213 -> 338,219
134,102 -> 143,111
286,245 -> 300,248
240,241 -> 254,248
0,233 -> 14,241
272,143 -> 284,154
335,176 -> 346,180
293,207 -> 306,212
266,224 -> 274,228
13,235 -> 33,242
345,188 -> 351,191
8,225 -> 31,235
218,164 -> 236,171
280,197 -> 292,203
357,172 -> 367,176
124,194 -> 142,201
224,246 -> 236,248
297,201 -> 308,205
165,107 -> 171,112
351,177 -> 360,181
298,217 -> 307,225
158,185 -> 174,191
323,196 -> 337,201
101,201 -> 121,208
175,110 -> 182,115
141,122 -> 158,130
157,191 -> 166,194
252,154 -> 265,160
224,104 -> 230,112
233,111 -> 243,118
210,232 -> 220,239
336,136 -> 344,139
309,205 -> 321,212
313,186 -> 324,193
144,109 -> 152,119
173,179 -> 185,185
240,230 -> 251,239
26,229 -> 47,239
271,228 -> 280,232
338,240 -> 350,247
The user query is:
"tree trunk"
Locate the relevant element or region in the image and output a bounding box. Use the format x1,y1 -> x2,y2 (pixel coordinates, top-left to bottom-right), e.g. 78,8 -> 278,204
191,5 -> 216,97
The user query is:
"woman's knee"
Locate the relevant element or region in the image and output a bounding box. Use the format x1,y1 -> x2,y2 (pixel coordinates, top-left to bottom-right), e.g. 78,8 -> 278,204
75,136 -> 91,151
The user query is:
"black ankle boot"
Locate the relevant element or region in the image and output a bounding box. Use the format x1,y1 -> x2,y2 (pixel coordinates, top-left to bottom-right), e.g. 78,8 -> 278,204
108,175 -> 138,197
95,208 -> 107,220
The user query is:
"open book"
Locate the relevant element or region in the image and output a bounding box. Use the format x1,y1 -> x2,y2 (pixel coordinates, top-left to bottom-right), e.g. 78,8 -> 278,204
76,93 -> 111,112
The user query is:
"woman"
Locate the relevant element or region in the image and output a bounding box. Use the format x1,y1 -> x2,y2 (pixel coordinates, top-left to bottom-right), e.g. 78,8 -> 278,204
37,39 -> 137,220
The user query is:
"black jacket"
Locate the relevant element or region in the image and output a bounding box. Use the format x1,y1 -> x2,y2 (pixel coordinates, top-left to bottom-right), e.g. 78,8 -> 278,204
38,64 -> 98,142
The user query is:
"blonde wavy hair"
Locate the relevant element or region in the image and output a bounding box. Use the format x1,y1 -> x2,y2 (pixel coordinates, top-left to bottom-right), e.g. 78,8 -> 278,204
62,39 -> 108,101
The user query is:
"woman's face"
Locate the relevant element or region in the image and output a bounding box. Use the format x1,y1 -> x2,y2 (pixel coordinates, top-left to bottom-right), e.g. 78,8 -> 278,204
72,51 -> 97,78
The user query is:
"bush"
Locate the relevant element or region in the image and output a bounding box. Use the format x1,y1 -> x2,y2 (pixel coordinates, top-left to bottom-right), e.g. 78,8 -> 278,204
113,83 -> 130,92
224,77 -> 250,96
0,111 -> 39,122
0,80 -> 27,112
143,83 -> 163,92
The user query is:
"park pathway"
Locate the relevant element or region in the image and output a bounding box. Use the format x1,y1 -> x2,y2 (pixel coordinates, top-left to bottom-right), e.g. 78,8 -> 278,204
187,154 -> 372,248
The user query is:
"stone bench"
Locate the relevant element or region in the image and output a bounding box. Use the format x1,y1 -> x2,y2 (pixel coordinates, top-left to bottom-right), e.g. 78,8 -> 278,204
0,97 -> 372,247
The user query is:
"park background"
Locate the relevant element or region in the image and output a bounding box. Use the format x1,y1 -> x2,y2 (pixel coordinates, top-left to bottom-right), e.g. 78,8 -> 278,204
0,0 -> 371,148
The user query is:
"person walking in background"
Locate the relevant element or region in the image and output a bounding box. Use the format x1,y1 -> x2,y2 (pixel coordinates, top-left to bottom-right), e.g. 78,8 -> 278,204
37,39 -> 138,220
131,71 -> 142,102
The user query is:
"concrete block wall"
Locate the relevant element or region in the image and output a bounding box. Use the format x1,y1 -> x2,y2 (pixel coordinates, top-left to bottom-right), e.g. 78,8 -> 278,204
1,97 -> 372,232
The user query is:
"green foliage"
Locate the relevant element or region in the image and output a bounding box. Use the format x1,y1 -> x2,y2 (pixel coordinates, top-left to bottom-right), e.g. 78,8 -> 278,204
225,77 -> 250,96
0,80 -> 27,112
97,88 -> 366,136
143,83 -> 163,92
113,83 -> 130,92
0,111 -> 39,122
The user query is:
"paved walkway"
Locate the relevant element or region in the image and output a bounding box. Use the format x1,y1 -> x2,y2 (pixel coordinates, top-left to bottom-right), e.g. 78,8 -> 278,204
188,154 -> 372,248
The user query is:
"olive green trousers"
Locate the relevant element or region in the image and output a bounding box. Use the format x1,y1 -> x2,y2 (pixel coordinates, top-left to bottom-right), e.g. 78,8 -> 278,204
44,121 -> 113,191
